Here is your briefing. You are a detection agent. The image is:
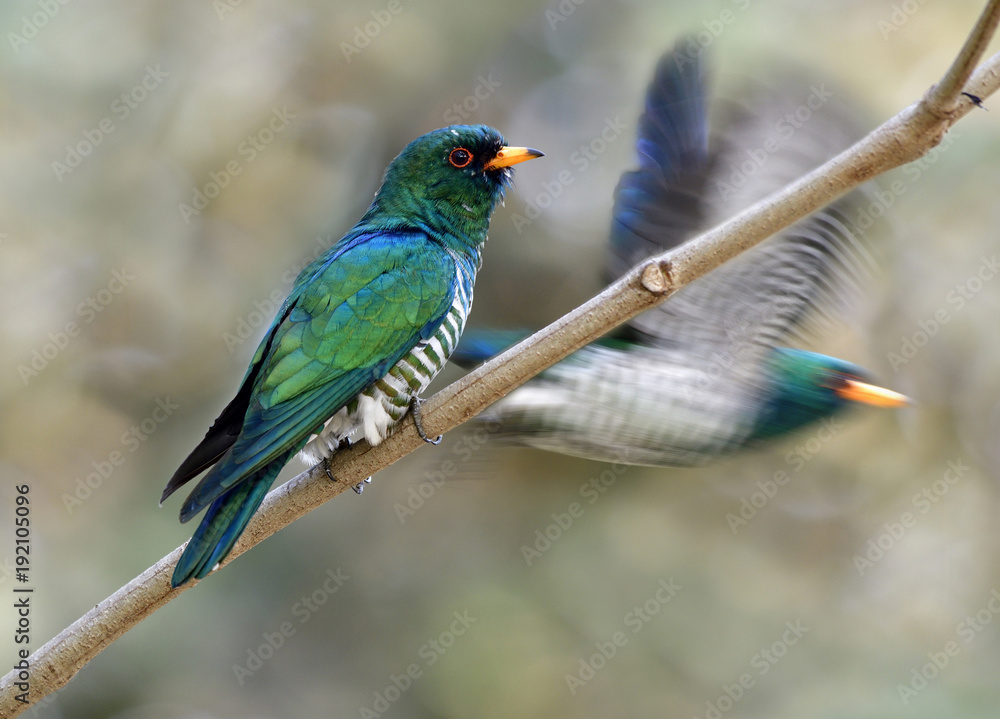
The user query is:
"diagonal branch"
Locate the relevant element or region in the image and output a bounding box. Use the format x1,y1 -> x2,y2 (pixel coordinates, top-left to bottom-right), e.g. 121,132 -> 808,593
928,0 -> 1000,107
3,4 -> 1000,713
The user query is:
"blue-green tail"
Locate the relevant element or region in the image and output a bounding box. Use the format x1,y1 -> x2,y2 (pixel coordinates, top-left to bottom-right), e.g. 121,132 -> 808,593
451,329 -> 528,367
452,328 -> 637,368
171,457 -> 286,587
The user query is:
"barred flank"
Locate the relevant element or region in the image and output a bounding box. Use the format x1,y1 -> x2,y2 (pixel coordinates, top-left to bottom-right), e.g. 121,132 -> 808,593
362,249 -> 475,423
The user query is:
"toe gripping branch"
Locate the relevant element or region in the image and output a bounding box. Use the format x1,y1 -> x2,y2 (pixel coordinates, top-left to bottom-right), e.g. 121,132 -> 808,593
321,398 -> 442,496
323,456 -> 371,494
410,397 -> 442,445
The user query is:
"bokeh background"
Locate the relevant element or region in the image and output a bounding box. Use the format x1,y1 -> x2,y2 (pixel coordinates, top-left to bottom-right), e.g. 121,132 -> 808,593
2,0 -> 1000,717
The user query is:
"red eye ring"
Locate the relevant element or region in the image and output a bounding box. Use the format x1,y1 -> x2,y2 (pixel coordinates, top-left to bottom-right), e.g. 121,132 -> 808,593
449,147 -> 473,168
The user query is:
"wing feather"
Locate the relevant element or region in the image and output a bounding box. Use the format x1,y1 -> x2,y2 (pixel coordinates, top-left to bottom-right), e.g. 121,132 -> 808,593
610,40 -> 871,355
172,230 -> 456,520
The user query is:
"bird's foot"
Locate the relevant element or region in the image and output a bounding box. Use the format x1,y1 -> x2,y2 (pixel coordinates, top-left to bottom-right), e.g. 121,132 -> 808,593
410,397 -> 442,445
353,477 -> 372,494
323,457 -> 371,495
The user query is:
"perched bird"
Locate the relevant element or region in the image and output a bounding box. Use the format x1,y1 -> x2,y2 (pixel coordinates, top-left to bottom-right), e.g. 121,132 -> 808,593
458,46 -> 907,467
162,125 -> 542,586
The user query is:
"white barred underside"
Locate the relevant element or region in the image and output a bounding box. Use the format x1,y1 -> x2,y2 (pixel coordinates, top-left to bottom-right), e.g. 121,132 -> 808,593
297,252 -> 474,466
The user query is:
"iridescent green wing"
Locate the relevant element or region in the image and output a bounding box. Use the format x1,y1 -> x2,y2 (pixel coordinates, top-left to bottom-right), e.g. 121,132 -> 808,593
177,230 -> 455,520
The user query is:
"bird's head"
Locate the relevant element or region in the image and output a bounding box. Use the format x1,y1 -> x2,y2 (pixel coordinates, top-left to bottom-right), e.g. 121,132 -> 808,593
752,348 -> 909,440
368,125 -> 543,245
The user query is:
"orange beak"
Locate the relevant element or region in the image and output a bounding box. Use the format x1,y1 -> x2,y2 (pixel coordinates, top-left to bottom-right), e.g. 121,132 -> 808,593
837,379 -> 911,408
485,146 -> 544,170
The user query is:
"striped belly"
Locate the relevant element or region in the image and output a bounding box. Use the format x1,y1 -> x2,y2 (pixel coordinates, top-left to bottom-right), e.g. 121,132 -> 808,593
354,298 -> 467,442
297,256 -> 473,466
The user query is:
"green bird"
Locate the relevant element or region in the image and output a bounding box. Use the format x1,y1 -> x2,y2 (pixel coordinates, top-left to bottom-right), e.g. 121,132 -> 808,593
162,125 -> 542,586
456,45 -> 907,467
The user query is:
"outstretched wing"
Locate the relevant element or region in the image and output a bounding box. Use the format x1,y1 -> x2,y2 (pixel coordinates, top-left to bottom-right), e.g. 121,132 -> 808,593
607,45 -> 710,282
609,40 -> 873,356
165,230 -> 456,519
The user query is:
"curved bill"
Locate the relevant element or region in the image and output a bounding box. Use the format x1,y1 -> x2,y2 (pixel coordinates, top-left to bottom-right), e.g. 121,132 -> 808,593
837,379 -> 911,408
485,146 -> 545,170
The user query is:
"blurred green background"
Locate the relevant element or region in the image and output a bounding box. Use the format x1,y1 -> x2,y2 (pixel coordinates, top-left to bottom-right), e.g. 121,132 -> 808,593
3,0 -> 1000,717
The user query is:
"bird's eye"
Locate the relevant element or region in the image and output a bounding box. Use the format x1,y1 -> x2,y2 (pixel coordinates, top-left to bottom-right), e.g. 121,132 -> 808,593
823,373 -> 855,390
449,147 -> 473,168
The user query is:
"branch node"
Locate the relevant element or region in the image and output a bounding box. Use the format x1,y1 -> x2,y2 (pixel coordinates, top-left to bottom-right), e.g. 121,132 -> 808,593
640,260 -> 673,294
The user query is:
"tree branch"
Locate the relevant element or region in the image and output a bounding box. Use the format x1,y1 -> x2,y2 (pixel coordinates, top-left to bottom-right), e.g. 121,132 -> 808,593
928,0 -> 1000,107
4,4 -> 1000,712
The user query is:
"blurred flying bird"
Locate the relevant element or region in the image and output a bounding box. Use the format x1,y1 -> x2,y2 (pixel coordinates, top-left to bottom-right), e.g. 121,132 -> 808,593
162,125 -> 542,586
456,45 -> 907,467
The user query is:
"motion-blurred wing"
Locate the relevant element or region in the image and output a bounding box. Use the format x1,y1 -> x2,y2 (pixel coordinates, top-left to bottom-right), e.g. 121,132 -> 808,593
607,43 -> 710,281
614,46 -> 874,356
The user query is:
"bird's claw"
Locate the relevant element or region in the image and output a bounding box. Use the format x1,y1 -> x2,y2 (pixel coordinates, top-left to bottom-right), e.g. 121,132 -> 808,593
353,477 -> 372,494
324,457 -> 370,495
410,397 -> 443,445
